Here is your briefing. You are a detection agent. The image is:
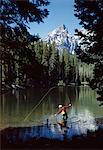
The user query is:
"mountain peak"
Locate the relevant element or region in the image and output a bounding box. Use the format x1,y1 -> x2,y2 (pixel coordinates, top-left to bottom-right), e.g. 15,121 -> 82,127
59,24 -> 66,30
45,24 -> 77,54
47,24 -> 68,37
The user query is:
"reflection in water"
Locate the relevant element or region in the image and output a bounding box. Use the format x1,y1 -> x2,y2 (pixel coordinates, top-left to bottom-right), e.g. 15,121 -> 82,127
1,110 -> 102,144
48,108 -> 98,138
0,86 -> 103,131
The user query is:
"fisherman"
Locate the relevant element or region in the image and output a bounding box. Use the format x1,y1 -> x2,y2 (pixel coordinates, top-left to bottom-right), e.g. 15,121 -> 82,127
55,103 -> 72,129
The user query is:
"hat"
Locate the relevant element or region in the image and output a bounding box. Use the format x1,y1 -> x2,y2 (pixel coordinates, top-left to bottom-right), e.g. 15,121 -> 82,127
58,104 -> 63,108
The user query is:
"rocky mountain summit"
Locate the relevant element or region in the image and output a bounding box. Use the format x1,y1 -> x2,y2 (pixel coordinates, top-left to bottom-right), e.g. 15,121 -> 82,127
45,24 -> 78,54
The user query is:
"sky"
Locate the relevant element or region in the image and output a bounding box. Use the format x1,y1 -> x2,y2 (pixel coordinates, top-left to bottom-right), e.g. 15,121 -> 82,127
28,0 -> 81,38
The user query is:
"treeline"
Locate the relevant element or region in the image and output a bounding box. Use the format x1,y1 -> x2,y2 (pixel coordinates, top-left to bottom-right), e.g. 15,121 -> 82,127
0,0 -> 95,90
1,36 -> 93,88
33,41 -> 93,87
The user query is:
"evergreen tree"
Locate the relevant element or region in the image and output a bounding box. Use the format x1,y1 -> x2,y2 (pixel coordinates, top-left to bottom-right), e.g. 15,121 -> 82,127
49,42 -> 59,86
1,0 -> 49,51
1,25 -> 37,86
42,43 -> 49,67
0,0 -> 49,87
61,54 -> 65,82
68,55 -> 76,84
74,0 -> 103,100
34,40 -> 43,63
41,42 -> 49,86
62,49 -> 70,84
1,0 -> 49,27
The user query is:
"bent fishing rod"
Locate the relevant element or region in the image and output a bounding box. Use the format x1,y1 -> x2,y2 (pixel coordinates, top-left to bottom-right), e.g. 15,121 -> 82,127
23,86 -> 57,122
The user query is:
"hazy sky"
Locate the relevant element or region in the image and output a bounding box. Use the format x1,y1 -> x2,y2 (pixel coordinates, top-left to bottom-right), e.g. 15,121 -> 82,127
28,0 -> 81,38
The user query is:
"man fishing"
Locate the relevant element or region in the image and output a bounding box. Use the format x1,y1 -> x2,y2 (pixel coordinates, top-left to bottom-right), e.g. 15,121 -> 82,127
55,103 -> 72,130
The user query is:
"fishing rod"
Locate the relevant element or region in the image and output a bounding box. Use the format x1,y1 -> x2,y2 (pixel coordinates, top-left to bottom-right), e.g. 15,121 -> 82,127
23,86 -> 57,122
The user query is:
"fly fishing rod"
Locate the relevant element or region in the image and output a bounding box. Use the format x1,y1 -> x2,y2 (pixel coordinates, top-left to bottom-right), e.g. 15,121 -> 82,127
23,86 -> 57,122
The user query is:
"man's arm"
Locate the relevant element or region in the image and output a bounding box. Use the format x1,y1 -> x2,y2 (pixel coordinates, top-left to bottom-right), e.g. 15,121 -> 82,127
63,103 -> 72,109
56,104 -> 72,115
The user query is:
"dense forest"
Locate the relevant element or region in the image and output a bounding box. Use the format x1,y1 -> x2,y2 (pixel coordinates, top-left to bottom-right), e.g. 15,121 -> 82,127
74,0 -> 103,101
0,0 -> 93,90
1,36 -> 93,89
0,0 -> 49,90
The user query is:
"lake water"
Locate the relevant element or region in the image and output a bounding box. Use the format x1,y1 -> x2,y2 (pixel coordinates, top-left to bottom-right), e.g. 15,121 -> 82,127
0,86 -> 103,129
0,85 -> 103,142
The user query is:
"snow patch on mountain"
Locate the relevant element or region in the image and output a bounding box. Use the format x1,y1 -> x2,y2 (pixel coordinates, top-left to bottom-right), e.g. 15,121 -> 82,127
44,24 -> 78,54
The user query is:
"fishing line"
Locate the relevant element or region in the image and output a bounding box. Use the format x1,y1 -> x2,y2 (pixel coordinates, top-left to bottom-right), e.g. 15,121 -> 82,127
23,86 -> 56,122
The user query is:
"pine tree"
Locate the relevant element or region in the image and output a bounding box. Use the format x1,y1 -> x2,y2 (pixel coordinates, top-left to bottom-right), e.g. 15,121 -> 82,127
0,0 -> 49,88
74,0 -> 103,100
62,49 -> 70,84
41,42 -> 49,86
61,54 -> 65,82
1,0 -> 49,27
34,40 -> 43,64
49,42 -> 59,86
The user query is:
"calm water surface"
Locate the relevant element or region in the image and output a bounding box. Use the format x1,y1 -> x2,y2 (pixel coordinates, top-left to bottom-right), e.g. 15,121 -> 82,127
0,86 -> 103,130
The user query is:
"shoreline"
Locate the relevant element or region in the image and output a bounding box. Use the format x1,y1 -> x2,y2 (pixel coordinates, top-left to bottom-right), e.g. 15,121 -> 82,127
1,82 -> 90,94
